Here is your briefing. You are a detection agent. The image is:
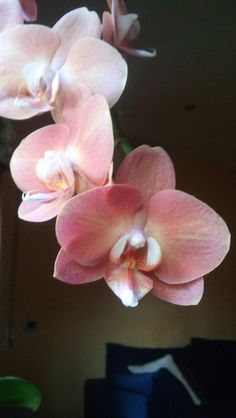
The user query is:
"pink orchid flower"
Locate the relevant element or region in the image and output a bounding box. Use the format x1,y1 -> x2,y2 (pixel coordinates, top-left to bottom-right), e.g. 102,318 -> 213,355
54,145 -> 230,307
10,93 -> 114,222
0,7 -> 127,120
0,0 -> 37,32
102,0 -> 156,57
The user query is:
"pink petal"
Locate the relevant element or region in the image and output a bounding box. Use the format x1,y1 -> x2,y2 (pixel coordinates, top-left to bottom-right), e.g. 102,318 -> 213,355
115,145 -> 176,204
10,124 -> 70,192
116,0 -> 128,15
54,249 -> 107,284
0,67 -> 44,119
146,190 -> 231,283
68,94 -> 114,186
18,187 -> 74,222
20,0 -> 37,22
152,276 -> 204,306
0,25 -> 59,119
52,82 -> 92,128
0,24 -> 58,71
0,0 -> 23,31
0,92 -> 44,120
52,8 -> 102,69
61,37 -> 127,107
102,11 -> 113,44
104,266 -> 153,307
56,185 -> 143,265
120,45 -> 157,58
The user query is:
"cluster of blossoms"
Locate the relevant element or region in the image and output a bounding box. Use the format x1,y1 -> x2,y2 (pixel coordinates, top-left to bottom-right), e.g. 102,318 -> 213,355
1,0 -> 230,307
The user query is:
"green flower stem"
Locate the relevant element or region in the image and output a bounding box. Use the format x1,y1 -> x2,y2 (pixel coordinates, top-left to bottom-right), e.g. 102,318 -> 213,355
111,109 -> 133,155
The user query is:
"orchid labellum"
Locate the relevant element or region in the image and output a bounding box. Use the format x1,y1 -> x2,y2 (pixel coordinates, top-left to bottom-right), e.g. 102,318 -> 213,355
103,0 -> 156,57
0,7 -> 127,120
0,0 -> 37,32
10,94 -> 114,221
55,146 -> 230,307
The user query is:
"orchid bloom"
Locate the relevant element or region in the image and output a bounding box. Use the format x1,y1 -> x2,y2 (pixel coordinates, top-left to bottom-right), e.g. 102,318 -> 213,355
102,0 -> 156,58
0,0 -> 37,32
10,93 -> 114,222
0,7 -> 127,120
54,146 -> 230,307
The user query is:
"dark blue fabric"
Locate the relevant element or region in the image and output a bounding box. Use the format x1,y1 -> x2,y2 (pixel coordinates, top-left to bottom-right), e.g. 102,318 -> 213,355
110,387 -> 147,418
149,369 -> 198,418
106,342 -> 191,378
110,371 -> 159,396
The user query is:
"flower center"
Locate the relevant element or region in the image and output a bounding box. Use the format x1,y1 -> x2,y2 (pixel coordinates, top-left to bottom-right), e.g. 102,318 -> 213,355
36,150 -> 74,192
110,230 -> 162,272
18,62 -> 59,109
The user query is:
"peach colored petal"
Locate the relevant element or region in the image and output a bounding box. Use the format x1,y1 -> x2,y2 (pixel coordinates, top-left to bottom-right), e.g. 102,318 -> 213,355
115,145 -> 176,204
104,266 -> 153,307
0,24 -> 59,118
56,185 -> 143,265
146,190 -> 231,283
67,94 -> 114,186
61,37 -> 127,107
10,124 -> 70,192
54,249 -> 107,284
102,11 -> 114,44
152,276 -> 204,306
0,24 -> 58,70
52,8 -> 102,69
52,82 -> 91,128
18,187 -> 74,222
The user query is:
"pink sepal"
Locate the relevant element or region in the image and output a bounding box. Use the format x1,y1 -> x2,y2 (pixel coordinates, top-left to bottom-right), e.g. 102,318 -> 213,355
152,276 -> 204,306
54,249 -> 106,284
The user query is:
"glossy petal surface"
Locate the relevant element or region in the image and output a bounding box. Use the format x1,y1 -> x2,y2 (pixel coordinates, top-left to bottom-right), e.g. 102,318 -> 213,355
52,8 -> 101,69
56,185 -> 143,265
61,37 -> 127,107
52,82 -> 91,129
67,94 -> 114,186
146,190 -> 231,283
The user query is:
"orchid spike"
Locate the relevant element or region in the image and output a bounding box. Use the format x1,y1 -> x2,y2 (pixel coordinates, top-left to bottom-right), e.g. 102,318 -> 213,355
0,0 -> 37,32
0,8 -> 127,120
10,94 -> 114,222
102,0 -> 156,58
54,146 -> 230,307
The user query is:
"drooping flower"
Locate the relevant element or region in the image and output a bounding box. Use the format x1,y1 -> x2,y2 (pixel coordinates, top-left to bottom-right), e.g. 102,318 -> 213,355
102,0 -> 156,57
0,0 -> 37,32
54,146 -> 230,307
0,7 -> 127,120
10,93 -> 114,221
